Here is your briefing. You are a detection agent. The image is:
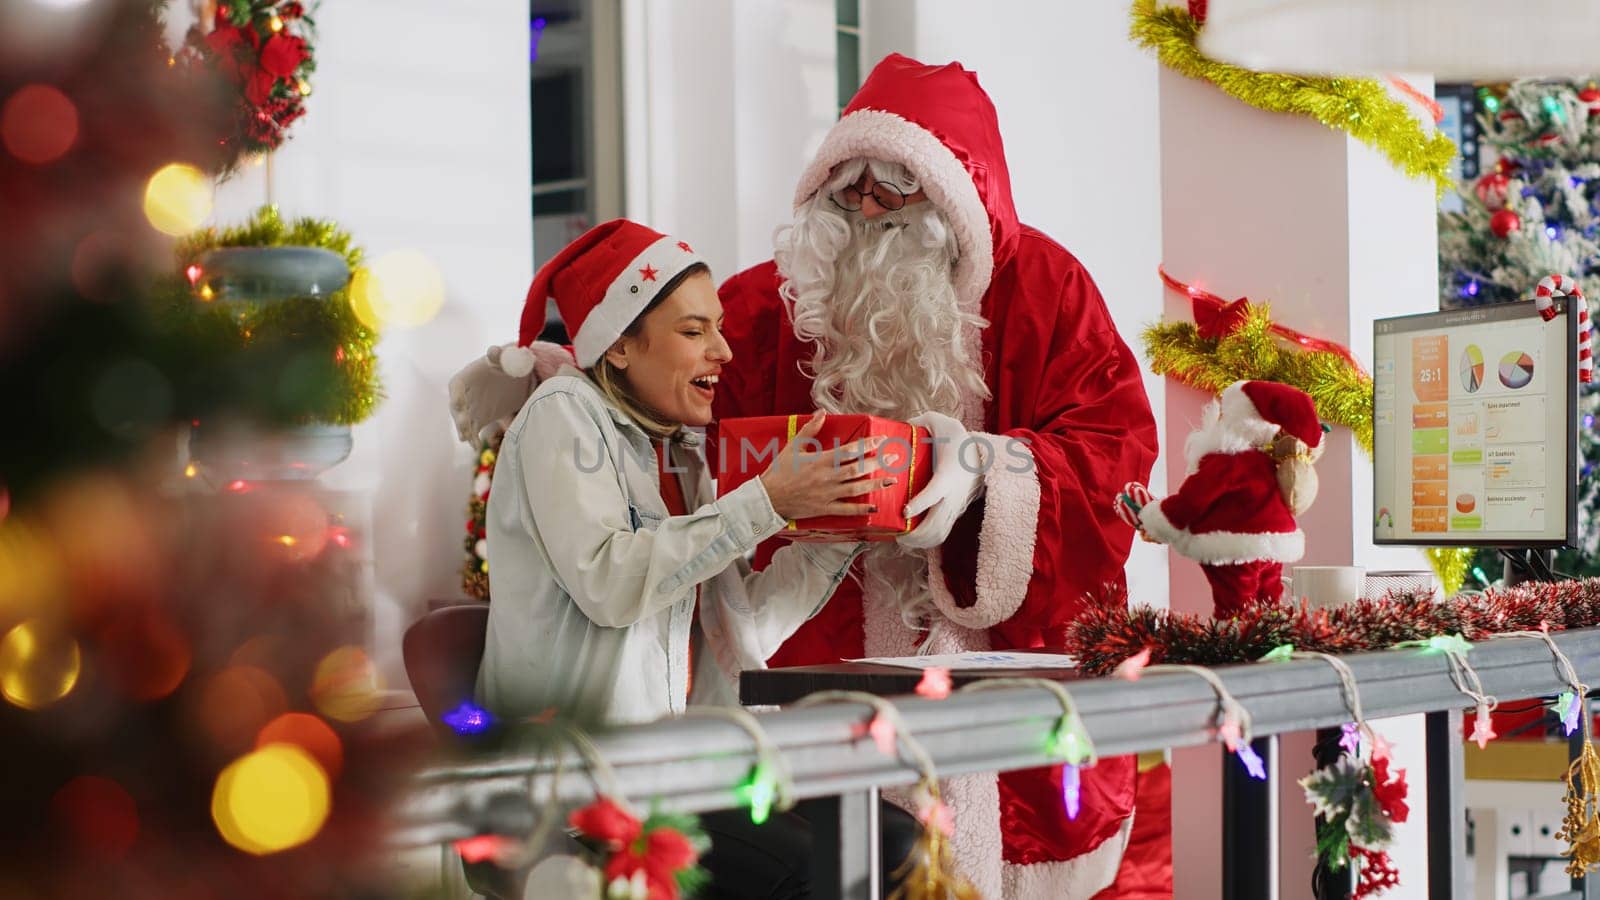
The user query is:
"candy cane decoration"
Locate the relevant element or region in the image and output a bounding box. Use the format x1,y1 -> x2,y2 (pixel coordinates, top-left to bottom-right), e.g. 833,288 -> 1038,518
1533,274 -> 1592,383
1114,482 -> 1154,529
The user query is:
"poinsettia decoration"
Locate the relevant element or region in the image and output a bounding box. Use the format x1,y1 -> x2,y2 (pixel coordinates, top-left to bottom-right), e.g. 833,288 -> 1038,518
1299,748 -> 1410,898
178,1 -> 317,169
521,796 -> 709,900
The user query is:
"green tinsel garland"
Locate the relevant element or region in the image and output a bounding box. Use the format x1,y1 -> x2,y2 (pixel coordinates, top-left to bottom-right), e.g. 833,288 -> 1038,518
1130,0 -> 1457,197
171,206 -> 381,425
1142,303 -> 1474,594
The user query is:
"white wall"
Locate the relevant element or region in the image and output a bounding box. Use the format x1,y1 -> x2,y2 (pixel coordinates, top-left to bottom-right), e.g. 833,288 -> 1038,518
873,0 -> 1171,610
207,1 -> 533,682
622,0 -> 837,280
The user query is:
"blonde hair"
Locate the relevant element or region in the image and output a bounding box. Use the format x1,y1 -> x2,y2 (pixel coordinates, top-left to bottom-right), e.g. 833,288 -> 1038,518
587,357 -> 683,441
581,262 -> 710,442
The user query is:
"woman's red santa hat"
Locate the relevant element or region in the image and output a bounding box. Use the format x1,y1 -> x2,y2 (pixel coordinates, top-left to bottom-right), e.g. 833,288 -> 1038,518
499,219 -> 707,376
1221,380 -> 1324,448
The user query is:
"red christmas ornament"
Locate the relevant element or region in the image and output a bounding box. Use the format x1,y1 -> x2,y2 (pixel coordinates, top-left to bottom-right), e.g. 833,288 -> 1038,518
1474,173 -> 1510,211
1536,132 -> 1564,148
1496,158 -> 1519,176
1581,86 -> 1600,116
1499,108 -> 1525,123
1490,209 -> 1523,238
1188,0 -> 1208,24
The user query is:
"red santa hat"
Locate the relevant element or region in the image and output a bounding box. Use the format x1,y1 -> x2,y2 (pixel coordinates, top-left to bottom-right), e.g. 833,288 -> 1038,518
502,219 -> 708,374
1226,381 -> 1323,448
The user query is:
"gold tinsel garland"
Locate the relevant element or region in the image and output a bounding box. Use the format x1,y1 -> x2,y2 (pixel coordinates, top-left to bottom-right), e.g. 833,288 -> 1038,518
887,781 -> 978,900
1560,710 -> 1600,876
174,206 -> 381,425
1143,303 -> 1474,595
1129,0 -> 1457,197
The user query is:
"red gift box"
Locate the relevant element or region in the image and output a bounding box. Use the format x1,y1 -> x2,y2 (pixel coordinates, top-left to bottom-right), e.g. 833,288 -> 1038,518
715,414 -> 934,541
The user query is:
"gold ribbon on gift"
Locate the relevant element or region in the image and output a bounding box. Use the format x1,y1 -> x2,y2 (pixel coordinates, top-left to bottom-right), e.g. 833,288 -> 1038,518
784,415 -> 799,531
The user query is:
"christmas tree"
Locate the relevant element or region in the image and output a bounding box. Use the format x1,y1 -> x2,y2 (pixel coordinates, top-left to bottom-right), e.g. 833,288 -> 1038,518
1438,78 -> 1600,578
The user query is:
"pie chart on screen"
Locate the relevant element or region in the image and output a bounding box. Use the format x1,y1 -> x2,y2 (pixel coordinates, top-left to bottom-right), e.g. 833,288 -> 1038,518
1460,345 -> 1485,393
1498,351 -> 1536,389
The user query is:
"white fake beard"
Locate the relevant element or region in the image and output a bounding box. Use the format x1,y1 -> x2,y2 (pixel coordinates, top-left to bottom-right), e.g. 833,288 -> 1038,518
777,194 -> 989,641
778,200 -> 986,421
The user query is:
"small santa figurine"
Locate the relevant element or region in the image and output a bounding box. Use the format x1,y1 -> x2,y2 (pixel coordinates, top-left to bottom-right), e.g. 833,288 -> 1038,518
1119,381 -> 1326,617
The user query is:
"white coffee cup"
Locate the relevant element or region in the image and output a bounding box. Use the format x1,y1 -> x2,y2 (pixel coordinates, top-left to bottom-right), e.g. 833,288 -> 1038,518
1285,565 -> 1366,610
1362,570 -> 1438,602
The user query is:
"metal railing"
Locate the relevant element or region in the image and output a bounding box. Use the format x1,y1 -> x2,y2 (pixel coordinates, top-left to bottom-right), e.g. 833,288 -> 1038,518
393,628 -> 1600,899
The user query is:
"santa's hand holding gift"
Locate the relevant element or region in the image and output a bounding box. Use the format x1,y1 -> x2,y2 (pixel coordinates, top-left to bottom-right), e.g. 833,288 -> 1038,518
1125,381 -> 1327,618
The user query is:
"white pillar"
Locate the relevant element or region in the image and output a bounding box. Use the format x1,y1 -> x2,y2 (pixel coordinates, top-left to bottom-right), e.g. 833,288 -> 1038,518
1159,65 -> 1438,898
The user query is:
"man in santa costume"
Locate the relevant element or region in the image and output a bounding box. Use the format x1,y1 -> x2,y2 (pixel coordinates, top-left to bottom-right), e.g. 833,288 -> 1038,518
448,52 -> 1161,899
712,54 -> 1159,898
1133,380 -> 1325,617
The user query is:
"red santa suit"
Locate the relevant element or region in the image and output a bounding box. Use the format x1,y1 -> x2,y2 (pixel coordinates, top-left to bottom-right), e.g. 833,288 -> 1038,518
712,54 -> 1160,897
1137,381 -> 1320,617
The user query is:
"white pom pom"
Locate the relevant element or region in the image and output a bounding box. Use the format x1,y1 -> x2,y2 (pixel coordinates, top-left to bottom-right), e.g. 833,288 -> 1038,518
473,473 -> 491,496
499,344 -> 536,378
474,538 -> 488,559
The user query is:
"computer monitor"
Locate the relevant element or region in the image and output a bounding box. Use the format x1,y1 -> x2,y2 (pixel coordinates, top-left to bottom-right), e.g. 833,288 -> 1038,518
1373,300 -> 1578,548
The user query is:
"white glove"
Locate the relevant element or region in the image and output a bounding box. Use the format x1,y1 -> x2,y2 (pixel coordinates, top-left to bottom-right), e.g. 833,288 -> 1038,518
446,341 -> 571,444
897,411 -> 988,550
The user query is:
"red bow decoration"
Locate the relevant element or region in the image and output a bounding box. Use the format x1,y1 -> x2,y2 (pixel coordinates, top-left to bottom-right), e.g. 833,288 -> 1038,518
1192,295 -> 1252,340
1160,267 -> 1368,375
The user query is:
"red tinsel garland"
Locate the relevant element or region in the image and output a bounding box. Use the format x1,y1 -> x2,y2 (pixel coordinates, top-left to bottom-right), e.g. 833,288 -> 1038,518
1064,578 -> 1600,676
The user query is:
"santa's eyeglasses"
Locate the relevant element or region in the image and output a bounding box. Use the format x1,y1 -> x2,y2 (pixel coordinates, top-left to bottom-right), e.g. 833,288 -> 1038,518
830,179 -> 911,213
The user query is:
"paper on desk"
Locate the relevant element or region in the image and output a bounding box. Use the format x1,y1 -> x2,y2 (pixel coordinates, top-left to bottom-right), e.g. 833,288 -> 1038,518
848,651 -> 1078,670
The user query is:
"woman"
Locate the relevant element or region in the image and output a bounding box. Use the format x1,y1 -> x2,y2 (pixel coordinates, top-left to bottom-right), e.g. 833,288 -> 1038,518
477,217 -> 883,724
477,220 -> 913,897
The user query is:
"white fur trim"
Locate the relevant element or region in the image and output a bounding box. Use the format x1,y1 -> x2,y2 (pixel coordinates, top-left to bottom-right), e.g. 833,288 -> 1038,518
1001,812 -> 1134,899
570,236 -> 707,367
927,435 -> 1039,630
498,344 -> 535,378
1141,501 -> 1304,564
792,109 -> 995,331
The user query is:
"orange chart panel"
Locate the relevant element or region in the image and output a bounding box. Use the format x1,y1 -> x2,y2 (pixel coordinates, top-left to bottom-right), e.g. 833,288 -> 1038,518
1412,335 -> 1448,402
1412,455 -> 1449,481
1412,403 -> 1448,428
1412,481 -> 1448,507
1413,507 -> 1448,532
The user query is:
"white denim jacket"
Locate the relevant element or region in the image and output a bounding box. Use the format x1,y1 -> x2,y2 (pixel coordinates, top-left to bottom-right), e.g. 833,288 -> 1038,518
476,368 -> 862,725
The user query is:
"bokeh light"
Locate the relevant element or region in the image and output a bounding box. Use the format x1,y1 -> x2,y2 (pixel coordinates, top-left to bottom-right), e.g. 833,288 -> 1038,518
142,163 -> 212,236
1,84 -> 78,164
99,610 -> 190,701
195,665 -> 288,751
258,491 -> 328,562
211,744 -> 330,855
0,519 -> 64,622
309,646 -> 382,723
348,251 -> 444,329
257,713 -> 343,780
51,776 -> 138,861
0,619 -> 81,710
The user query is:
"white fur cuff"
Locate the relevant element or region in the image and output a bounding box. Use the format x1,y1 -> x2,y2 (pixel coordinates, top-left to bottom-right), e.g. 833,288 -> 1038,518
1141,500 -> 1305,564
926,434 -> 1038,630
1001,812 -> 1134,899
